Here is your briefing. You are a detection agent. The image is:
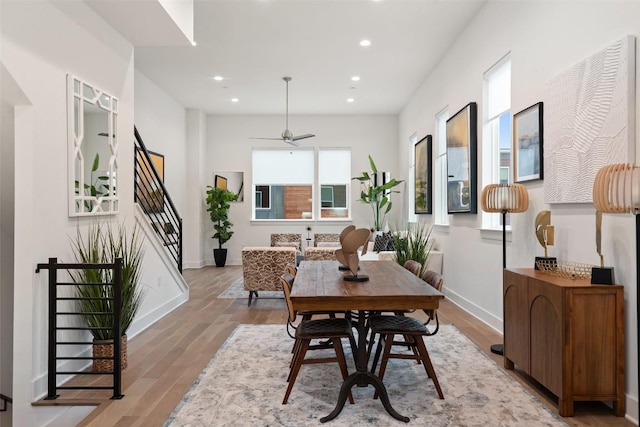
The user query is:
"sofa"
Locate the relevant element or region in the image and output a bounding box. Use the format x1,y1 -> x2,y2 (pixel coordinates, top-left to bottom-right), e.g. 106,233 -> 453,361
241,246 -> 297,306
359,242 -> 444,274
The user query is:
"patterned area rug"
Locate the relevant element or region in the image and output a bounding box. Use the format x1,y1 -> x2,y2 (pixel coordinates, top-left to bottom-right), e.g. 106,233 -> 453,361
217,277 -> 283,300
165,324 -> 567,426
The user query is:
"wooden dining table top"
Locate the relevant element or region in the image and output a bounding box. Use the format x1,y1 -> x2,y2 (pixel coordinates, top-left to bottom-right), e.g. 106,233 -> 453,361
291,260 -> 444,312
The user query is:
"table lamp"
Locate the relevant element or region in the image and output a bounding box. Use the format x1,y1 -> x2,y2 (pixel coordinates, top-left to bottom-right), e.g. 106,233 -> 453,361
481,183 -> 529,355
592,162 -> 639,399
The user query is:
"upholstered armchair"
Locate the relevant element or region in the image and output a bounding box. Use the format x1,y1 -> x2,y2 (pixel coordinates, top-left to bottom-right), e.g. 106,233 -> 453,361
270,233 -> 302,253
241,246 -> 297,306
313,233 -> 341,247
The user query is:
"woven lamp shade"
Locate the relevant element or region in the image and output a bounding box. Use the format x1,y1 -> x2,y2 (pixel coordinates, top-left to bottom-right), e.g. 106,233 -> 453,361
481,183 -> 529,213
593,163 -> 640,214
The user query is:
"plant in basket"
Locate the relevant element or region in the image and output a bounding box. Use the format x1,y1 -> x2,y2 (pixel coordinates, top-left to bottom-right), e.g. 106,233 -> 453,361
69,222 -> 145,372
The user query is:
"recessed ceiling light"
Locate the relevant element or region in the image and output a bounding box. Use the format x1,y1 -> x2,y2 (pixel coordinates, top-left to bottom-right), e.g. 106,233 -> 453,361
360,39 -> 371,47
213,76 -> 224,81
231,98 -> 239,103
347,98 -> 355,103
351,76 -> 360,82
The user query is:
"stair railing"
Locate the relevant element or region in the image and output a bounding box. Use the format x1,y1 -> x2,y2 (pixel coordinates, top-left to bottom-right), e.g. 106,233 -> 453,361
35,257 -> 124,400
134,127 -> 183,272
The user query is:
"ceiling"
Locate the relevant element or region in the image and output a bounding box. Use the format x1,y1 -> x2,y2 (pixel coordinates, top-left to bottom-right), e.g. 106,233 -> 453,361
91,0 -> 486,115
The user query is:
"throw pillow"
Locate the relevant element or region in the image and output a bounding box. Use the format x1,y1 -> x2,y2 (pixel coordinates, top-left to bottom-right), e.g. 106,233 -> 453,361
384,232 -> 396,251
373,233 -> 387,252
274,241 -> 300,250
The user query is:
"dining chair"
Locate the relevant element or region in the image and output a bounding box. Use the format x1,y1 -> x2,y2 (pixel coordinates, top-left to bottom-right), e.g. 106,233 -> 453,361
285,262 -> 298,277
280,273 -> 355,405
421,270 -> 444,335
403,260 -> 422,277
368,314 -> 444,400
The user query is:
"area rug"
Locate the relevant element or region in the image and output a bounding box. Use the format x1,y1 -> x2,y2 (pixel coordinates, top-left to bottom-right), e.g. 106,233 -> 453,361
217,277 -> 284,300
164,324 -> 567,426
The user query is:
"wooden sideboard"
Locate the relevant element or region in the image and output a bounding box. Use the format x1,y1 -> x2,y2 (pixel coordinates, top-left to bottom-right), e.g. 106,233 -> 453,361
503,268 -> 625,417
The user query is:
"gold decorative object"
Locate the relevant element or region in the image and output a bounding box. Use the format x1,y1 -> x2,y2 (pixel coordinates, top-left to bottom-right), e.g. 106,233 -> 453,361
534,210 -> 554,258
535,260 -> 592,280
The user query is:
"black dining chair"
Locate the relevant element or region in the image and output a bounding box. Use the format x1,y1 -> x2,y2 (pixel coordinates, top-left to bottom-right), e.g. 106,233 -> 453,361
368,314 -> 444,400
280,273 -> 356,405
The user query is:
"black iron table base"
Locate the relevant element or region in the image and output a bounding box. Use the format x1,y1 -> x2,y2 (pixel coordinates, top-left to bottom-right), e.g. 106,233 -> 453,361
319,310 -> 410,423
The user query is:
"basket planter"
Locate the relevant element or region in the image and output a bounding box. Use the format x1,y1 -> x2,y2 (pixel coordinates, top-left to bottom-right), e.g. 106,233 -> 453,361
92,335 -> 128,372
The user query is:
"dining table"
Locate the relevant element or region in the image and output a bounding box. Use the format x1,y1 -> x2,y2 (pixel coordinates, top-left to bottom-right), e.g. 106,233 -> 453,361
290,260 -> 445,423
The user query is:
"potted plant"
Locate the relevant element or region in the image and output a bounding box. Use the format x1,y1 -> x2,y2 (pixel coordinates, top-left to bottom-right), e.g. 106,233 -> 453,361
205,186 -> 239,267
392,222 -> 434,277
69,222 -> 145,372
352,155 -> 403,231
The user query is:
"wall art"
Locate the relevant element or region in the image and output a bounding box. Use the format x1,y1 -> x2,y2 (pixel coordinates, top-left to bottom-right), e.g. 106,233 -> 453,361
544,35 -> 635,203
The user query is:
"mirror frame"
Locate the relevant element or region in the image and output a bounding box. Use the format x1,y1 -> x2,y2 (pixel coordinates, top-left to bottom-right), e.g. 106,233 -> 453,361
67,74 -> 118,217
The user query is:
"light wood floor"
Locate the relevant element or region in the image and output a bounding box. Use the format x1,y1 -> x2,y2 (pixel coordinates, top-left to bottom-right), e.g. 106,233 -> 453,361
66,265 -> 633,426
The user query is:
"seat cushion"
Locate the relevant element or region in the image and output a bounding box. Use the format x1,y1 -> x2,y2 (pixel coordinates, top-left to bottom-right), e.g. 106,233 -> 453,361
296,318 -> 353,339
369,315 -> 427,334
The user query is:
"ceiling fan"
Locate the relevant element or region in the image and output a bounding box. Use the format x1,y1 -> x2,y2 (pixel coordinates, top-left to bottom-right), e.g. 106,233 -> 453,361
250,76 -> 315,147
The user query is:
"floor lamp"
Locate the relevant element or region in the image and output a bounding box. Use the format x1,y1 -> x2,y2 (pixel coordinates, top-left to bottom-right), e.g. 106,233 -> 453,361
593,163 -> 639,402
481,183 -> 529,355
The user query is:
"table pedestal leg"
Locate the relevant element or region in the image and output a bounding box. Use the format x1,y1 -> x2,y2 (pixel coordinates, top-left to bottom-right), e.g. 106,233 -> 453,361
320,310 -> 410,423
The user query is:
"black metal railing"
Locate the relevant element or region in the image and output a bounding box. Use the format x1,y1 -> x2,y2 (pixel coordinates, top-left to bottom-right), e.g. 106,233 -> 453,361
36,258 -> 124,400
134,127 -> 183,272
0,393 -> 11,412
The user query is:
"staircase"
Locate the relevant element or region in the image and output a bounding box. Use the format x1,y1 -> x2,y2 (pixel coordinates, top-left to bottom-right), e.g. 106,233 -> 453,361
134,127 -> 183,273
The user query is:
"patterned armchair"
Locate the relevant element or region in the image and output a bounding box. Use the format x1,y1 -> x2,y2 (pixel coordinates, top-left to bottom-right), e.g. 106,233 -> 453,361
313,233 -> 341,247
242,246 -> 297,306
270,233 -> 302,253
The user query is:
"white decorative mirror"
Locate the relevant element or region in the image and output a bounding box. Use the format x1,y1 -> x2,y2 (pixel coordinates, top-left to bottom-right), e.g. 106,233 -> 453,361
68,75 -> 118,216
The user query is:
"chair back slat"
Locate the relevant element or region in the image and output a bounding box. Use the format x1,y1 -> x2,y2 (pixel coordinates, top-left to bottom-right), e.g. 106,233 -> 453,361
280,273 -> 296,323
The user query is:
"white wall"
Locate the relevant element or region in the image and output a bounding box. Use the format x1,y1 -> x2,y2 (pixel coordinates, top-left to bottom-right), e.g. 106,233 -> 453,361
134,70 -> 188,216
0,2 -> 187,425
203,114 -> 399,265
399,1 -> 640,421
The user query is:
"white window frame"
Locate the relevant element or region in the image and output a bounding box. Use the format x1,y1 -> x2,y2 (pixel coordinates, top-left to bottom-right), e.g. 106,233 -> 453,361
408,132 -> 418,224
481,54 -> 512,230
251,147 -> 351,221
434,108 -> 449,226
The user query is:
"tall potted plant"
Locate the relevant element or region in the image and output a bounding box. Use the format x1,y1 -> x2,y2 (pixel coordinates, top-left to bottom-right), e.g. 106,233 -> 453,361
392,222 -> 434,277
205,186 -> 239,267
352,155 -> 403,231
70,222 -> 145,372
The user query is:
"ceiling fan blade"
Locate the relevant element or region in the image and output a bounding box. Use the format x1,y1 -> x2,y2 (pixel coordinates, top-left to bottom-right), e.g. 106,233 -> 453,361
284,139 -> 301,147
291,134 -> 315,141
249,137 -> 283,140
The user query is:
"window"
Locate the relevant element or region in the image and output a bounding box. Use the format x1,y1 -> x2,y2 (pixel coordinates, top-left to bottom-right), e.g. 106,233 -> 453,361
482,54 -> 511,229
434,109 -> 450,226
318,149 -> 350,219
408,133 -> 418,224
252,148 -> 350,220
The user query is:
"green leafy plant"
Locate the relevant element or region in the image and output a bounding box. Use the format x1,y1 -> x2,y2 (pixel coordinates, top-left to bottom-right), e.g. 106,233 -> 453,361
74,153 -> 112,211
69,222 -> 145,340
352,155 -> 403,231
205,186 -> 239,248
392,222 -> 434,277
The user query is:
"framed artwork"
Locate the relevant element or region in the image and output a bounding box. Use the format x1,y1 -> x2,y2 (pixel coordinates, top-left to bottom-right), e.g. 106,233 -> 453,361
214,174 -> 228,190
414,135 -> 432,214
213,171 -> 244,202
135,148 -> 164,214
446,102 -> 477,214
513,102 -> 543,182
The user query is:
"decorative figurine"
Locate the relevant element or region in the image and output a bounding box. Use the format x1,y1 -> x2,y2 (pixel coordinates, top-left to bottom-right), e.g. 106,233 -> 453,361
534,210 -> 556,270
591,210 -> 615,284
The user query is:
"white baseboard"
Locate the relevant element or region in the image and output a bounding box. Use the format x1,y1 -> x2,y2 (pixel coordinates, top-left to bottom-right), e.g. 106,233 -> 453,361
444,288 -> 503,334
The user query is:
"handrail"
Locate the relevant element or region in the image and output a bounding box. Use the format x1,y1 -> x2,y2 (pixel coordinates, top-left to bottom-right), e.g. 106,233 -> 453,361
134,126 -> 183,272
0,393 -> 11,412
35,258 -> 124,400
